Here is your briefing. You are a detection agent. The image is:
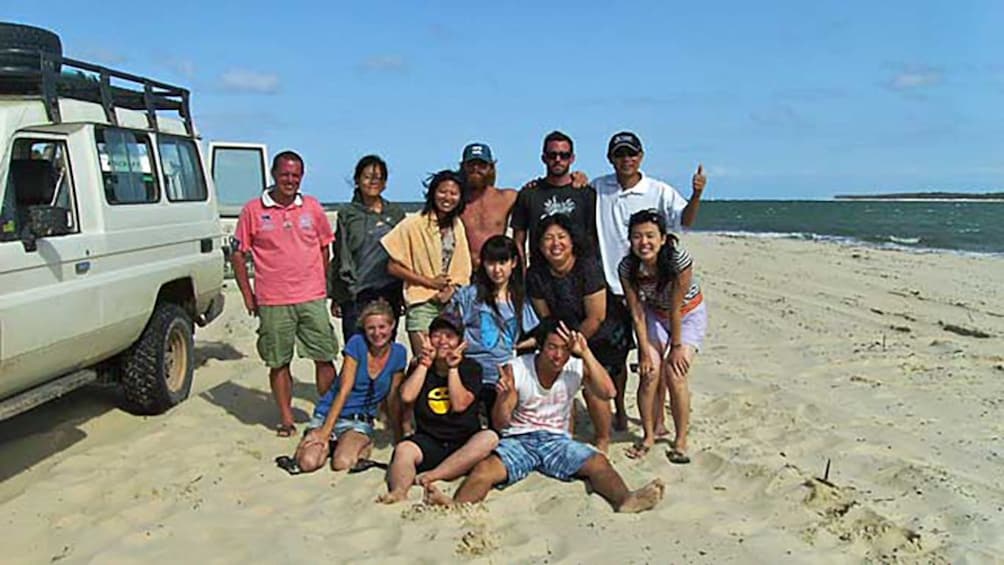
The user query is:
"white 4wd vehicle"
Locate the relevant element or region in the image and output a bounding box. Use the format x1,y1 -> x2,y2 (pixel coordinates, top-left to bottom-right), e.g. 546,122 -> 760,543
0,23 -> 266,419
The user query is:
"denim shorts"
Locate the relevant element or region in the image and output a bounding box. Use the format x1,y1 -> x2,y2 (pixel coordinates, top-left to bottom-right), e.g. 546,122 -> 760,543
307,415 -> 374,440
495,431 -> 597,487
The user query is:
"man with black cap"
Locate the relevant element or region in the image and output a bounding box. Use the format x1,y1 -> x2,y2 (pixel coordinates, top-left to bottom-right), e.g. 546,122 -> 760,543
593,130 -> 706,434
458,142 -> 518,268
594,131 -> 706,296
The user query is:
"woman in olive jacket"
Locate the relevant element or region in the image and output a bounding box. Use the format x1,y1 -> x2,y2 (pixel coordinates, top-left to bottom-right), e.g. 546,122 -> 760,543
330,155 -> 407,339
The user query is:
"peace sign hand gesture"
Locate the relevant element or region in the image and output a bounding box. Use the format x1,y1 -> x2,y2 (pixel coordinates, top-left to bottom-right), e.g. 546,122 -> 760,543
556,321 -> 588,358
496,363 -> 516,394
445,340 -> 468,369
417,334 -> 435,368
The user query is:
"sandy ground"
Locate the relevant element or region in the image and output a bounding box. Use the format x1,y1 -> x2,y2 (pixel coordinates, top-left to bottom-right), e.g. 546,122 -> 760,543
2,233 -> 1002,563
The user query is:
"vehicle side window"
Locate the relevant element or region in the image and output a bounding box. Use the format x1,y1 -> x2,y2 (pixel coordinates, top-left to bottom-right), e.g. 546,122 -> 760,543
0,138 -> 79,242
96,128 -> 159,204
158,136 -> 208,202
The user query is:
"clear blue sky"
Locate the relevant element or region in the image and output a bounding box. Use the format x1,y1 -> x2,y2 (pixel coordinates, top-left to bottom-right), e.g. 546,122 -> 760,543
8,1 -> 1003,200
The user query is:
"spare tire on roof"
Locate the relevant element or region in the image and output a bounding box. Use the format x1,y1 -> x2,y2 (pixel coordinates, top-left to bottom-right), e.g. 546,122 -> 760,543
0,22 -> 62,73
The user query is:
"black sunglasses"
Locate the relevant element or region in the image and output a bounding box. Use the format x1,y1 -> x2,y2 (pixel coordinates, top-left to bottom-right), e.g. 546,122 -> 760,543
612,147 -> 640,158
544,151 -> 573,161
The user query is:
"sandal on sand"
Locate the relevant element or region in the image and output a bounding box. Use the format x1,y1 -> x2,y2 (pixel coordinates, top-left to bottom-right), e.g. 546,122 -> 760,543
275,455 -> 302,476
348,458 -> 389,474
625,443 -> 652,459
667,448 -> 691,465
275,424 -> 297,438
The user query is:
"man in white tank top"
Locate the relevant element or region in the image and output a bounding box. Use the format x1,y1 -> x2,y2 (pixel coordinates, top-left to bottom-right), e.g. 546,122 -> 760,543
424,318 -> 665,513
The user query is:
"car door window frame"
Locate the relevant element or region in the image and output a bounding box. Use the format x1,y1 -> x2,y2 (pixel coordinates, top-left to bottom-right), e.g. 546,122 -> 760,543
158,134 -> 209,203
1,134 -> 80,243
95,127 -> 161,205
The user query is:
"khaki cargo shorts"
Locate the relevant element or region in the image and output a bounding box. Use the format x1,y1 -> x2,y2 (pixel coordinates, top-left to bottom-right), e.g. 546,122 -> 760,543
405,300 -> 443,333
256,299 -> 337,368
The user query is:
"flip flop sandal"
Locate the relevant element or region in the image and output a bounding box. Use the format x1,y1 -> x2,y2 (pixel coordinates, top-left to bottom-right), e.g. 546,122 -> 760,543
275,455 -> 302,476
667,448 -> 691,465
348,458 -> 389,474
625,443 -> 652,459
275,424 -> 297,438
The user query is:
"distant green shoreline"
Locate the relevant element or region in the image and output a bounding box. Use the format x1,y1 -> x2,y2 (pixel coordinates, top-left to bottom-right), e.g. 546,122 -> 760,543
834,192 -> 1004,201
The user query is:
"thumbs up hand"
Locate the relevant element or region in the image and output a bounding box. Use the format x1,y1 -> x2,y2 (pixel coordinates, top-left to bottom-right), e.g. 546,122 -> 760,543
692,164 -> 707,193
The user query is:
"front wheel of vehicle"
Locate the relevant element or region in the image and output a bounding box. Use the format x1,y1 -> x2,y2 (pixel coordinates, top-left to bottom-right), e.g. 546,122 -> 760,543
120,302 -> 195,414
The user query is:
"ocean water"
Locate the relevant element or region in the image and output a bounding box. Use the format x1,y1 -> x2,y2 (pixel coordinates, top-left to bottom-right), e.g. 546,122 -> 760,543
691,200 -> 1004,255
394,200 -> 1004,256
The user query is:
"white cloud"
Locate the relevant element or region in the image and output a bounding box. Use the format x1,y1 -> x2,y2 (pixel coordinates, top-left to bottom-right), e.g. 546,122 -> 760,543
887,68 -> 942,91
164,58 -> 195,79
357,55 -> 408,73
219,69 -> 280,94
750,104 -> 810,130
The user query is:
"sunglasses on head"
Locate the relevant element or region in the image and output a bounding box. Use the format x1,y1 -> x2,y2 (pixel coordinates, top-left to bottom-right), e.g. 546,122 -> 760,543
544,151 -> 573,161
629,208 -> 664,227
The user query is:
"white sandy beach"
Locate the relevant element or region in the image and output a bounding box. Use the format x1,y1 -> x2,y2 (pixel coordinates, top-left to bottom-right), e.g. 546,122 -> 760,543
2,233 -> 1002,563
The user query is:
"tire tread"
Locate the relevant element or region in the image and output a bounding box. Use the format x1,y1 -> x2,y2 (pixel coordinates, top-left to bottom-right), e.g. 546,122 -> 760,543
120,302 -> 194,415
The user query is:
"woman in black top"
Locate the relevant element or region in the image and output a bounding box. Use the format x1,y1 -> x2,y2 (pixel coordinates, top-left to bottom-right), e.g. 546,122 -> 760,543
526,214 -> 632,452
376,311 -> 499,504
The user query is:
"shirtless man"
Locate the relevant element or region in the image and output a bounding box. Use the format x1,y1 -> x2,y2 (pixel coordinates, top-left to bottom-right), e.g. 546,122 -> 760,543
459,142 -> 588,268
458,142 -> 517,268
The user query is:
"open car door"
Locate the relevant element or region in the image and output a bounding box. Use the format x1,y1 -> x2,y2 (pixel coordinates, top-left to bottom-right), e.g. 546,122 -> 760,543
207,142 -> 268,276
208,142 -> 269,218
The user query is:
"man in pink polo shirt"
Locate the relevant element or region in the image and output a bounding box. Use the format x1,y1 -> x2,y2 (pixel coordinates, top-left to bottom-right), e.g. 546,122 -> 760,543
232,151 -> 337,437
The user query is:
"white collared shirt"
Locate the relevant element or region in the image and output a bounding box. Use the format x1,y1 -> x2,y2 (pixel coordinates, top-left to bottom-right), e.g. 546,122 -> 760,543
593,171 -> 688,295
261,186 -> 304,208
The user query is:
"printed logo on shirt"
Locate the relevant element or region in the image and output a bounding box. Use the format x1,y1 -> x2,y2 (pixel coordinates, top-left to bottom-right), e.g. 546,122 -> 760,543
298,214 -> 313,230
478,311 -> 518,350
260,213 -> 275,231
427,386 -> 450,415
539,196 -> 576,219
370,220 -> 392,238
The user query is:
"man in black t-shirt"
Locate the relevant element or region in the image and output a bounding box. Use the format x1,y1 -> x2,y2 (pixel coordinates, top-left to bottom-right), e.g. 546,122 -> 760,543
376,311 -> 500,504
511,131 -> 597,267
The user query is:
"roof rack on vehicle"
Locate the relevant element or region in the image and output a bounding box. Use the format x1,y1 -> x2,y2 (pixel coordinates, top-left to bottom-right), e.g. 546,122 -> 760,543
0,49 -> 195,137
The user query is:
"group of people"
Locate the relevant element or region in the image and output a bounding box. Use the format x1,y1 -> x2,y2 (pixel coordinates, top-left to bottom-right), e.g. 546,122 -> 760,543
231,130 -> 708,513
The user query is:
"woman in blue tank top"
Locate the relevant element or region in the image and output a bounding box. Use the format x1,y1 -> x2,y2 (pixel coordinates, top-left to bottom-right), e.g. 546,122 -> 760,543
295,300 -> 408,473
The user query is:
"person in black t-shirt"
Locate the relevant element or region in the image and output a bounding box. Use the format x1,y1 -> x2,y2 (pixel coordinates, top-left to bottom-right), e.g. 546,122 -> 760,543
376,311 -> 500,504
510,131 -> 597,268
525,214 -> 633,453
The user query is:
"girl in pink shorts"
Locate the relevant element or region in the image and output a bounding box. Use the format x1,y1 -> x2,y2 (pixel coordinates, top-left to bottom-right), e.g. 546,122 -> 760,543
618,209 -> 707,464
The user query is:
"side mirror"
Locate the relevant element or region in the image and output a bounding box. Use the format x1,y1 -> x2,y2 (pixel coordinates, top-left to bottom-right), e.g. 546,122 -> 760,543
20,205 -> 70,252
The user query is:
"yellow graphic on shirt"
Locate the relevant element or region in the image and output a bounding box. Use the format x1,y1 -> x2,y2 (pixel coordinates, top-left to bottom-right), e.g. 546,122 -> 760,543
427,386 -> 450,415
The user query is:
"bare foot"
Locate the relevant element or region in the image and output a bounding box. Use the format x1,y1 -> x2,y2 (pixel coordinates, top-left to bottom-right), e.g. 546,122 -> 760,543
423,483 -> 454,507
376,490 -> 409,505
617,479 -> 666,513
414,472 -> 439,489
654,424 -> 670,438
613,412 -> 628,432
